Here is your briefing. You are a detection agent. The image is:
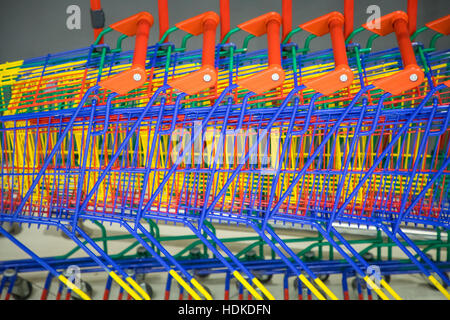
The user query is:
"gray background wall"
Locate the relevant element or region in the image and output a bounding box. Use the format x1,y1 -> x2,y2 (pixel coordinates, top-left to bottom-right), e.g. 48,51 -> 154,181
0,0 -> 449,63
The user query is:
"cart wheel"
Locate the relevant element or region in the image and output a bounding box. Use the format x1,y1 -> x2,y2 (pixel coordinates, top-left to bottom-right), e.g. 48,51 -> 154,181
255,287 -> 270,300
256,273 -> 273,284
201,284 -> 214,300
61,221 -> 90,239
362,252 -> 375,262
141,282 -> 154,299
293,277 -> 298,290
351,277 -> 367,290
136,246 -> 151,258
0,223 -> 22,236
194,269 -> 210,279
11,279 -> 33,300
318,274 -> 329,282
71,281 -> 93,300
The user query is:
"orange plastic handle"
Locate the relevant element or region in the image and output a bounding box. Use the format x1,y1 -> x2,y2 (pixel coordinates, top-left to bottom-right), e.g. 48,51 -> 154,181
426,14 -> 450,36
362,11 -> 424,95
236,12 -> 285,95
168,12 -> 220,95
99,12 -> 154,95
299,12 -> 354,95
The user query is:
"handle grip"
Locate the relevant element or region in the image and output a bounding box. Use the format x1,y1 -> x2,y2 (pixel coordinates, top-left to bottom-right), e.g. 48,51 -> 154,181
168,11 -> 219,95
299,12 -> 354,95
99,12 -> 154,95
90,0 -> 105,43
236,12 -> 285,94
362,11 -> 424,95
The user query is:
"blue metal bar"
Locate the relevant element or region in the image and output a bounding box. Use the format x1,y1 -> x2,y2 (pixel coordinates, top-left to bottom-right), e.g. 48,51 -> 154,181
268,85 -> 374,219
77,85 -> 170,213
13,85 -> 100,217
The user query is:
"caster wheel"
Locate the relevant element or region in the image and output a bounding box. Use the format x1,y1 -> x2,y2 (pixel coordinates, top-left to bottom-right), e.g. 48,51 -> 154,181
61,221 -> 90,239
0,223 -> 22,236
362,252 -> 375,262
141,282 -> 154,299
256,273 -> 273,284
318,274 -> 329,282
293,277 -> 299,290
11,279 -> 33,300
3,269 -> 33,300
303,251 -> 316,261
136,246 -> 151,259
194,270 -> 210,279
245,250 -> 258,261
351,277 -> 367,290
201,285 -> 214,300
72,281 -> 93,300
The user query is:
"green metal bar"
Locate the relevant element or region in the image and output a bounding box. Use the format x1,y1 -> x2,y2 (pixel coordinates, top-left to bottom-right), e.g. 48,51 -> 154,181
282,27 -> 302,44
221,27 -> 241,44
345,26 -> 365,45
241,34 -> 255,52
174,33 -> 194,52
429,33 -> 443,50
302,34 -> 316,54
366,33 -> 379,50
411,26 -> 429,41
112,34 -> 129,53
93,27 -> 113,46
158,26 -> 179,44
93,221 -> 108,254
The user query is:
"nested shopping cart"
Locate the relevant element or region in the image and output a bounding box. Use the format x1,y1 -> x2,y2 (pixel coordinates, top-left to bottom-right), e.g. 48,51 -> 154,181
1,0 -> 450,300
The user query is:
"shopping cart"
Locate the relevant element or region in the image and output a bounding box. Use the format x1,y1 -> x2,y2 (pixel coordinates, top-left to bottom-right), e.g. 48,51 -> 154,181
1,0 -> 449,300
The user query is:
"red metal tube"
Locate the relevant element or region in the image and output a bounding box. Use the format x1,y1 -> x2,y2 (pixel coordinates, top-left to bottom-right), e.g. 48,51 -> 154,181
90,0 -> 104,43
267,18 -> 282,66
202,18 -> 218,66
393,18 -> 416,67
344,0 -> 354,39
133,19 -> 152,67
407,0 -> 418,36
329,17 -> 348,66
220,0 -> 231,42
282,0 -> 292,42
90,0 -> 101,10
158,0 -> 170,40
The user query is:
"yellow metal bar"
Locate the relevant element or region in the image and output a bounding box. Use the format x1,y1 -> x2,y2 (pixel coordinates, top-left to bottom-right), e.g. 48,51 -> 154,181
233,271 -> 263,300
109,271 -> 142,300
298,275 -> 325,300
314,278 -> 338,300
169,270 -> 202,300
380,279 -> 402,300
364,276 -> 389,300
191,278 -> 213,300
252,278 -> 275,300
58,275 -> 91,300
126,277 -> 151,300
428,275 -> 450,300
